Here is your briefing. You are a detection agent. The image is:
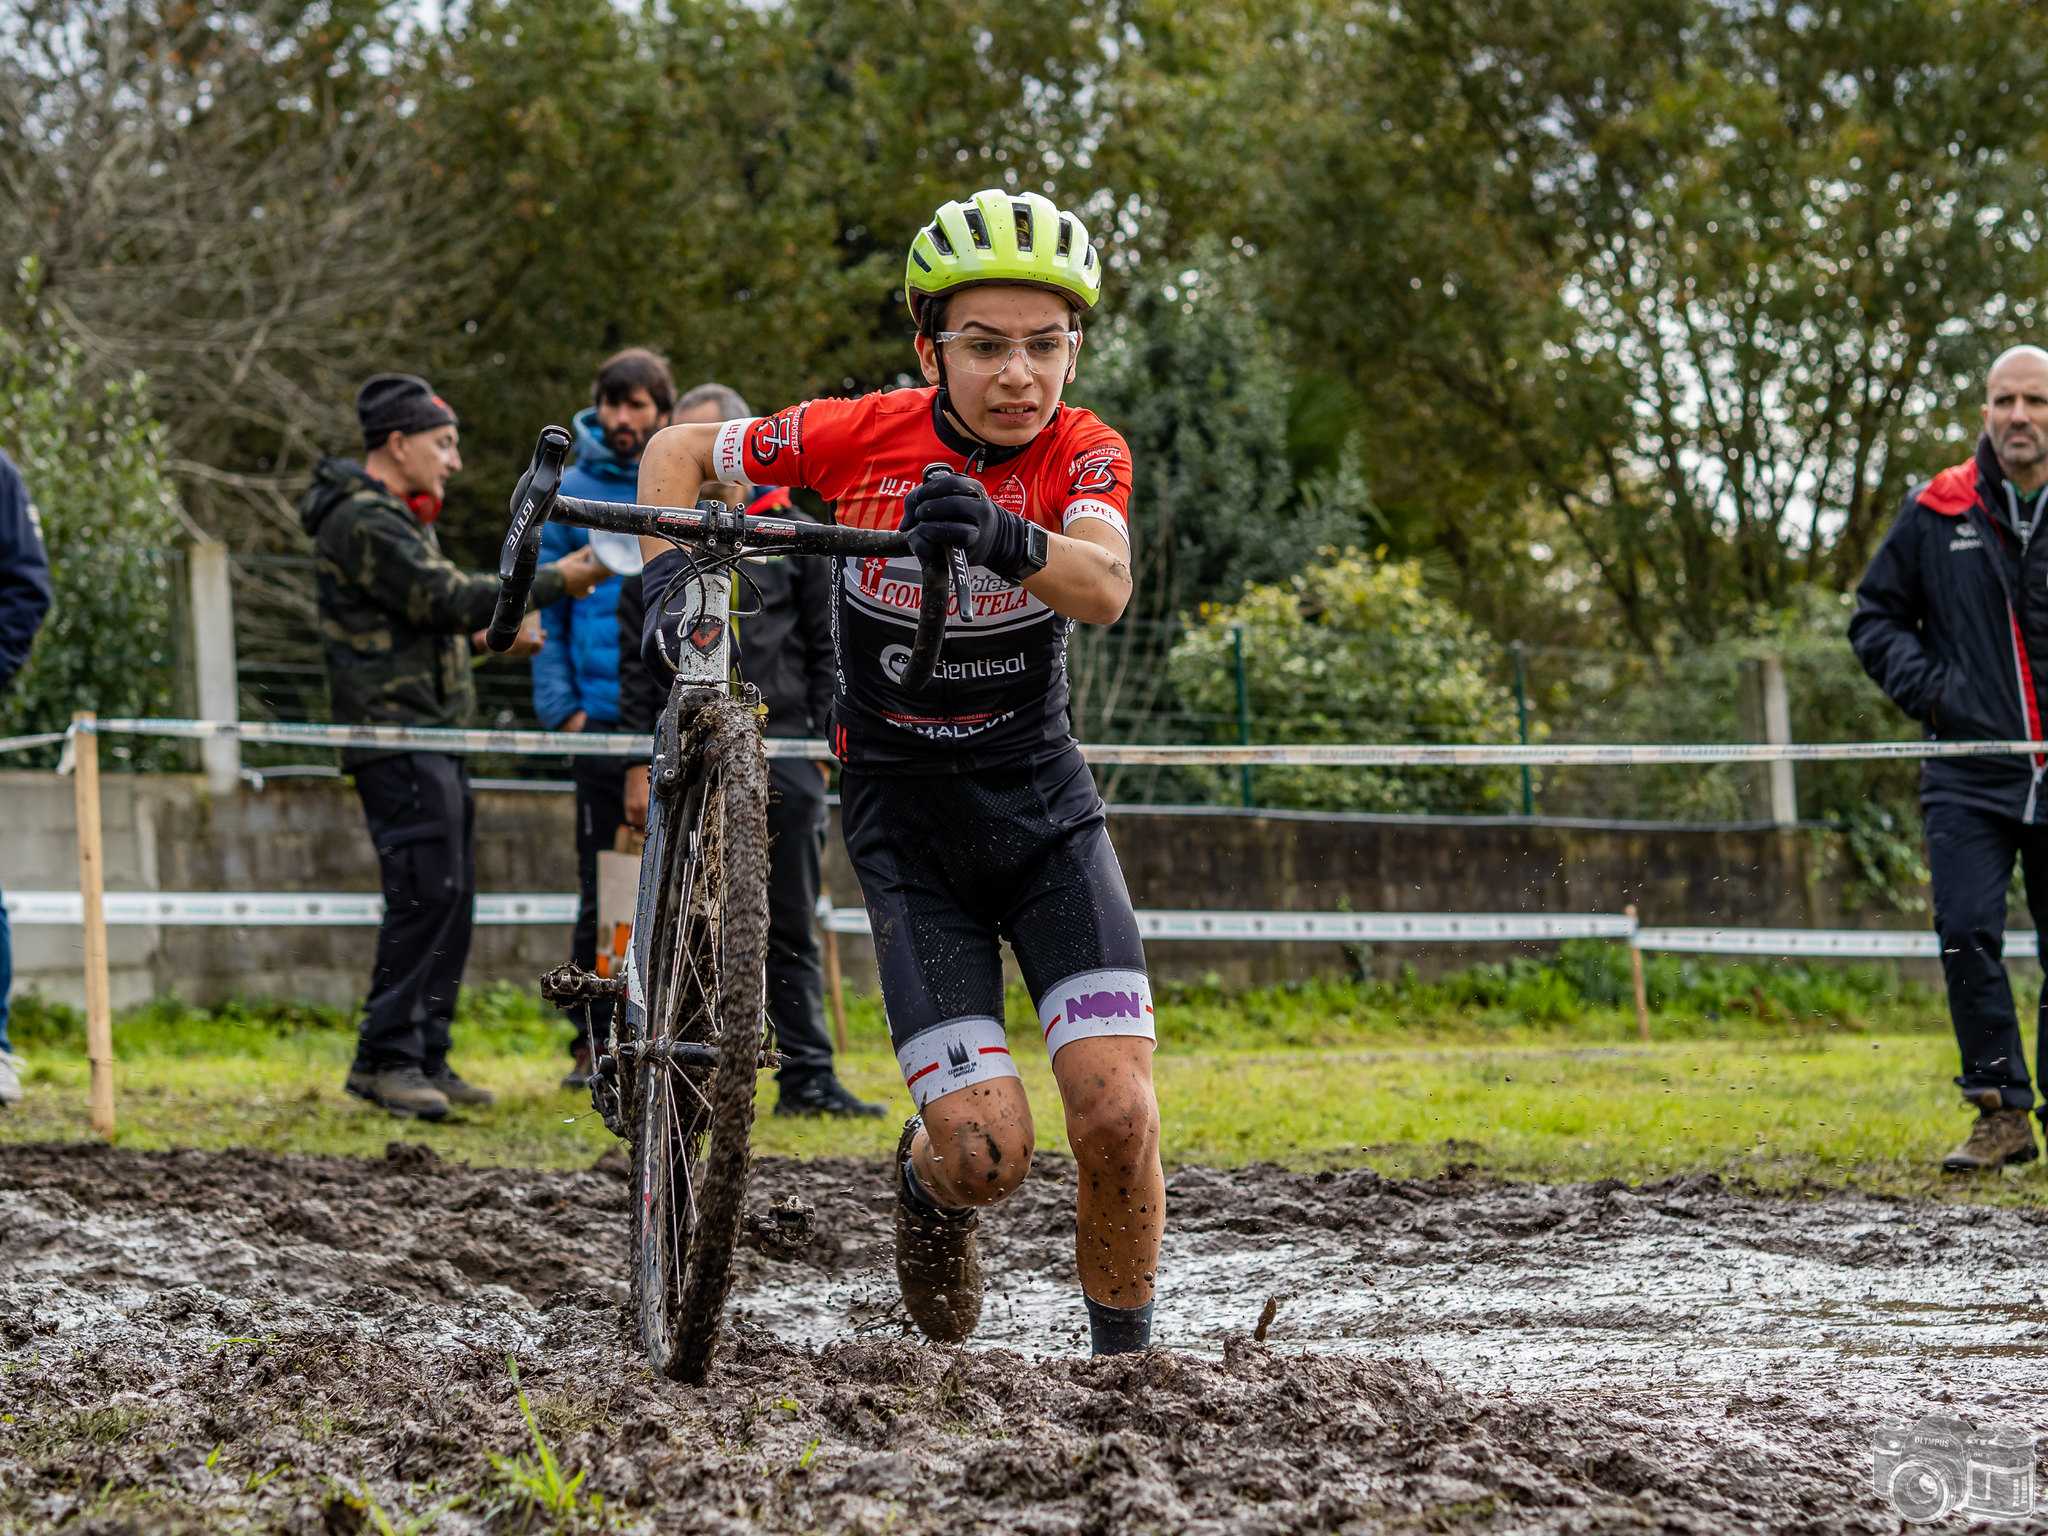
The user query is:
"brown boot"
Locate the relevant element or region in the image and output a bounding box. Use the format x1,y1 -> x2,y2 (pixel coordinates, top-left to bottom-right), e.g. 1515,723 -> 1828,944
893,1117 -> 983,1343
1942,1092 -> 2040,1173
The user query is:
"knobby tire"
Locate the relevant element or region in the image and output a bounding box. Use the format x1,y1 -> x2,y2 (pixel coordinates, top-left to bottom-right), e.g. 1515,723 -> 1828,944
628,697 -> 769,1384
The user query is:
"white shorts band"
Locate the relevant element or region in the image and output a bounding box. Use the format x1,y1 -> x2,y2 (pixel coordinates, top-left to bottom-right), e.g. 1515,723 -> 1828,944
1036,968 -> 1155,1058
897,1015 -> 1020,1110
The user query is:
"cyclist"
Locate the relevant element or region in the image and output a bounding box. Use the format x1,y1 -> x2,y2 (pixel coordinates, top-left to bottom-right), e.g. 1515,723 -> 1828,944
634,190 -> 1161,1356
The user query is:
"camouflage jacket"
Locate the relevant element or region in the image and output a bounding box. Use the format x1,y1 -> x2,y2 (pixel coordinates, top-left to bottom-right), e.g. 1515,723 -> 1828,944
299,459 -> 565,758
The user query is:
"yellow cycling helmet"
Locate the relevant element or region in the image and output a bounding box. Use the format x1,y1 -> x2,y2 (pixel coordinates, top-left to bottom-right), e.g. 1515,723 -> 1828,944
905,189 -> 1102,327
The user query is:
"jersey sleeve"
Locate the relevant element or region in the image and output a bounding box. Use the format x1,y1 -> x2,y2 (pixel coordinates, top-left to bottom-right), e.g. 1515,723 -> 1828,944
1058,422 -> 1133,542
710,396 -> 868,496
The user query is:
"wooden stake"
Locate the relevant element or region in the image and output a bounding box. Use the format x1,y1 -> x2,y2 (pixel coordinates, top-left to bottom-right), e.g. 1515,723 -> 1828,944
72,712 -> 116,1138
820,890 -> 849,1055
1625,903 -> 1650,1043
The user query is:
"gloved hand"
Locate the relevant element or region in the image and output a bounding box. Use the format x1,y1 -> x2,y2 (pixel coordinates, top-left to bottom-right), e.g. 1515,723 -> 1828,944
901,472 -> 1036,580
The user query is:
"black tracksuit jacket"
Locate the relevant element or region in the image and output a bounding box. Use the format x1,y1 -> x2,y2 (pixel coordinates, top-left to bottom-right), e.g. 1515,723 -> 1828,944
1851,434 -> 2048,822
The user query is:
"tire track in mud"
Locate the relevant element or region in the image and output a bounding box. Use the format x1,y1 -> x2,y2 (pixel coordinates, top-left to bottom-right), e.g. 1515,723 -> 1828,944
2,1141 -> 2041,1533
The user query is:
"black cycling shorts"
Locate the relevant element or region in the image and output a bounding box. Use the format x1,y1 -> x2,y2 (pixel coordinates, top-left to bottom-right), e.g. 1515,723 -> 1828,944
839,746 -> 1154,1110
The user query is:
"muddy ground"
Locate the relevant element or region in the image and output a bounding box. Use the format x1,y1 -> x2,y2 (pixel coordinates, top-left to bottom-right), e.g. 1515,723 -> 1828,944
5,1142 -> 2048,1534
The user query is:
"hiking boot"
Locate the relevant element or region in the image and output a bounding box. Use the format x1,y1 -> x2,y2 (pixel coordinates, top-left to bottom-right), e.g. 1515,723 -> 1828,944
345,1065 -> 450,1121
893,1116 -> 982,1343
1942,1092 -> 2040,1173
775,1075 -> 886,1119
0,1048 -> 23,1108
426,1067 -> 494,1108
561,1043 -> 593,1091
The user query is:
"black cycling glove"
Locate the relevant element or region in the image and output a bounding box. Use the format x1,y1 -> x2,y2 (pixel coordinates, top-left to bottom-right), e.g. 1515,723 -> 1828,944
901,472 -> 1043,581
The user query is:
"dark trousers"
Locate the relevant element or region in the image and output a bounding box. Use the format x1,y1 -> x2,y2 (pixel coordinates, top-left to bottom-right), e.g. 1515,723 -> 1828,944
767,758 -> 833,1087
566,745 -> 628,1054
352,752 -> 475,1072
1926,798 -> 2048,1112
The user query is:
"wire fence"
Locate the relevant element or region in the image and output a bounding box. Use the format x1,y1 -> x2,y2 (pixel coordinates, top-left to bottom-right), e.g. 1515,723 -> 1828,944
0,548 -> 1917,825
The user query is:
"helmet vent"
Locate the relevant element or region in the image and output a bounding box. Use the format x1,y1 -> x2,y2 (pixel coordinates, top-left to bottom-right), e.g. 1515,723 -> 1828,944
1057,216 -> 1075,258
1012,201 -> 1035,252
910,249 -> 932,273
928,222 -> 953,257
963,207 -> 991,249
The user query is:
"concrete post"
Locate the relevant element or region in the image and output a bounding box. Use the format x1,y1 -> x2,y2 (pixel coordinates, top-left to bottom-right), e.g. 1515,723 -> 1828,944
1738,655 -> 1798,828
188,539 -> 239,794
1759,654 -> 1797,828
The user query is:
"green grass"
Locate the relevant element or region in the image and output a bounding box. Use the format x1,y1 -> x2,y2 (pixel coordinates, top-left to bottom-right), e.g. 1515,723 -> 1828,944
1,955 -> 2037,1202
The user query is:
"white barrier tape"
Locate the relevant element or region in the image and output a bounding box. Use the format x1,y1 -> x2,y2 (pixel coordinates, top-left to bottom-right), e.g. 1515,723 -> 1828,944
5,891 -> 578,927
5,716 -> 2045,768
2,891 -> 1985,960
819,908 -> 1636,941
1632,926 -> 2003,959
0,730 -> 70,756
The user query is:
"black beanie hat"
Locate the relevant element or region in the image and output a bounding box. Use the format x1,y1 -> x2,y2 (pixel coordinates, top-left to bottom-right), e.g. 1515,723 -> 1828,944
357,373 -> 458,449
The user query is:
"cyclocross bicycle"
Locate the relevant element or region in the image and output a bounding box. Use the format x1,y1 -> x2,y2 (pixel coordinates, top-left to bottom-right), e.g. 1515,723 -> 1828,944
488,426 -> 965,1384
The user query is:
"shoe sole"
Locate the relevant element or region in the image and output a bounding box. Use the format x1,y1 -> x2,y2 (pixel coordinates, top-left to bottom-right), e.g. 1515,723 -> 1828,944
1942,1144 -> 2039,1173
344,1083 -> 449,1122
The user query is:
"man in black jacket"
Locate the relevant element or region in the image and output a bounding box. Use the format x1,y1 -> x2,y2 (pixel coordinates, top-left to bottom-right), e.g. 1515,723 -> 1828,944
1851,344 -> 2048,1172
304,374 -> 604,1119
616,382 -> 881,1118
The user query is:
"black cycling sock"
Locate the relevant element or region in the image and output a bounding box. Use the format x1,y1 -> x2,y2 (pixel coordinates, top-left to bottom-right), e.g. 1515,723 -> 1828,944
900,1150 -> 947,1214
1085,1295 -> 1154,1356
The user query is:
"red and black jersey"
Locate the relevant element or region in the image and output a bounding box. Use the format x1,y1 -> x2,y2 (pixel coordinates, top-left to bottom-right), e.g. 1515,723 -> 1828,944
712,386 -> 1133,774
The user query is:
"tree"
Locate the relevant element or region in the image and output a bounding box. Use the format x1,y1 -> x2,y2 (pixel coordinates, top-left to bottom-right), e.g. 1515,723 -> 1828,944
1163,0 -> 2048,650
416,0 -> 1133,565
0,268 -> 187,767
1167,551 -> 1526,813
0,0 -> 463,549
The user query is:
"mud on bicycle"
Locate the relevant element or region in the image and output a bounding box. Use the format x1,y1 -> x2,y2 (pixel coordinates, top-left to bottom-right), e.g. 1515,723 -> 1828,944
487,425 -> 969,1384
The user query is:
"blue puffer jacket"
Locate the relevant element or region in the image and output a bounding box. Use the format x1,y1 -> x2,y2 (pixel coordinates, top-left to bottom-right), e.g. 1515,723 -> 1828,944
532,408 -> 635,727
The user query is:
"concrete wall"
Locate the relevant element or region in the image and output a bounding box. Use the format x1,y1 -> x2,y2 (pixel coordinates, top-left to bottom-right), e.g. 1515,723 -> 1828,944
3,768 -> 1895,1011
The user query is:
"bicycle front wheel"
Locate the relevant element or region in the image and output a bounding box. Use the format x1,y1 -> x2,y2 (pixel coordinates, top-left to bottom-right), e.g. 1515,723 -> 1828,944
630,697 -> 769,1384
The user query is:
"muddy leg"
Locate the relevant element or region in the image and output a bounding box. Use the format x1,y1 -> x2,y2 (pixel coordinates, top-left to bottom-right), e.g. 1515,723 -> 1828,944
1052,1035 -> 1163,1319
913,1077 -> 1035,1207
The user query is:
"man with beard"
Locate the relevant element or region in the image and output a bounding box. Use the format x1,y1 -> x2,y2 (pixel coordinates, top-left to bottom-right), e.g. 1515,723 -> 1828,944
536,347 -> 674,1088
1853,344 -> 2048,1172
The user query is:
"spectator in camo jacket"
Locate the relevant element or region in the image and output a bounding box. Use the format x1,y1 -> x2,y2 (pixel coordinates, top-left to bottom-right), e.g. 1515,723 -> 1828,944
299,373 -> 604,1121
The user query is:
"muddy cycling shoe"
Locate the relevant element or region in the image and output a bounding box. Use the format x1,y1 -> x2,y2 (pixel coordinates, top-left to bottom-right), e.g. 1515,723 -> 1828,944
1943,1093 -> 2040,1173
345,1065 -> 450,1121
426,1068 -> 495,1108
0,1048 -> 24,1108
775,1075 -> 885,1119
894,1117 -> 983,1343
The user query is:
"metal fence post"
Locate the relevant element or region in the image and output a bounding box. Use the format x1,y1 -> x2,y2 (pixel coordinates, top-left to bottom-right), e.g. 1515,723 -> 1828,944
187,539 -> 239,794
1511,640 -> 1534,816
1230,624 -> 1254,809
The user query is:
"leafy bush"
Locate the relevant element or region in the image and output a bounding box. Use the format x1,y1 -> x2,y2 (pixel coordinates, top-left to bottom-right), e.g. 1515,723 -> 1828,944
1167,550 -> 1528,812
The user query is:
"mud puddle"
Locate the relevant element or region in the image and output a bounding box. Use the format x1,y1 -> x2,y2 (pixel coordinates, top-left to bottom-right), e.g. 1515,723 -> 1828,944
5,1143 -> 2047,1533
